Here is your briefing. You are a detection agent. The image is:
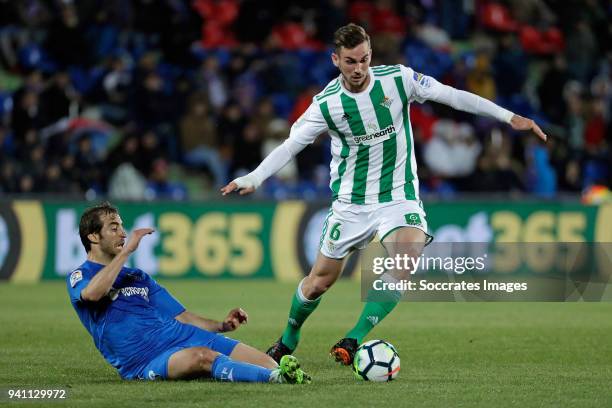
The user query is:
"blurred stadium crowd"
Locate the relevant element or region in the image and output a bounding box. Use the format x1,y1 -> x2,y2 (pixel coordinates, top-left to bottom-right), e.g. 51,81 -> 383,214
0,0 -> 610,200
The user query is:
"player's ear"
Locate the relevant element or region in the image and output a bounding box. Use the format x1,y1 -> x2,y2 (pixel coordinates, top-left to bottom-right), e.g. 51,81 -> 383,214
87,233 -> 99,246
331,53 -> 339,68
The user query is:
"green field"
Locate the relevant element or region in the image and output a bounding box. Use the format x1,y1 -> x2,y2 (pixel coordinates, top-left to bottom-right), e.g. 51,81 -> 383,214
1,280 -> 611,408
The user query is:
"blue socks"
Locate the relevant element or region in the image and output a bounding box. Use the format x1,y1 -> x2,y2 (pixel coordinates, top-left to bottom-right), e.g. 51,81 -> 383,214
211,355 -> 272,383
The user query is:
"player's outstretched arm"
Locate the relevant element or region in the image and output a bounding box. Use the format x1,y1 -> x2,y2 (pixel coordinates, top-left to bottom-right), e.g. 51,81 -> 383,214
175,308 -> 248,332
407,68 -> 547,142
220,139 -> 306,196
81,228 -> 154,302
221,103 -> 326,196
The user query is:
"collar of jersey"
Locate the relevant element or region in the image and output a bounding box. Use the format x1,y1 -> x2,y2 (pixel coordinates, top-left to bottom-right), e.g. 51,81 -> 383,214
338,67 -> 375,97
84,260 -> 105,270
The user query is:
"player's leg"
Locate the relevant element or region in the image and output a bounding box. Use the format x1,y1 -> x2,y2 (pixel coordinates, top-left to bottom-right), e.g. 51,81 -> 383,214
198,323 -> 311,382
166,346 -> 310,383
301,254 -> 345,297
229,343 -> 277,369
333,201 -> 430,365
332,227 -> 426,365
345,227 -> 426,342
268,202 -> 375,362
155,323 -> 272,380
195,325 -> 278,370
167,346 -> 223,380
267,253 -> 345,361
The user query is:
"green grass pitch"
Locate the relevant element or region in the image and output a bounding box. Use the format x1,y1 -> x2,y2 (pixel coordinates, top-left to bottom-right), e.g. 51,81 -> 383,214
1,280 -> 611,407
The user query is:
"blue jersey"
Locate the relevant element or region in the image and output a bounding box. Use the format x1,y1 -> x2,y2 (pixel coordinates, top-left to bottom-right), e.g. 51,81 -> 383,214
66,260 -> 187,379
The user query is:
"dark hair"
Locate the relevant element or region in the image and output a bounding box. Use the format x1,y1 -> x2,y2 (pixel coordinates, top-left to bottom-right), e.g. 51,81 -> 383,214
333,23 -> 370,52
79,201 -> 118,252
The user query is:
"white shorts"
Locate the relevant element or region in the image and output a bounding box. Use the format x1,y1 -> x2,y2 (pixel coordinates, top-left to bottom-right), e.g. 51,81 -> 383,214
319,200 -> 432,259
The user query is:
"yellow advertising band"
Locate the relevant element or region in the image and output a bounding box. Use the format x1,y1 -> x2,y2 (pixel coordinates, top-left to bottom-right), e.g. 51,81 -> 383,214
10,201 -> 46,283
271,202 -> 305,282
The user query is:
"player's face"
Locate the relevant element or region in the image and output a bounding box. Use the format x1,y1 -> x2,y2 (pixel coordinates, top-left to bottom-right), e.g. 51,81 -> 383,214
97,213 -> 127,257
332,41 -> 372,92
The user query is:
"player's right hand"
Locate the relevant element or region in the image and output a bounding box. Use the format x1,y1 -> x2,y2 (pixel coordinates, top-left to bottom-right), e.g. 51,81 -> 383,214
510,114 -> 547,142
220,174 -> 260,196
220,307 -> 248,332
122,228 -> 154,254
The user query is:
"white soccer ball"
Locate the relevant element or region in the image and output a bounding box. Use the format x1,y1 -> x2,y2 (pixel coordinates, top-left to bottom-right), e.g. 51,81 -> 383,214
353,339 -> 400,382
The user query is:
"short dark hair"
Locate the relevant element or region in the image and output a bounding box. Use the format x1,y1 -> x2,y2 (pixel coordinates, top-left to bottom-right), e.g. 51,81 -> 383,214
79,201 -> 118,252
333,23 -> 370,53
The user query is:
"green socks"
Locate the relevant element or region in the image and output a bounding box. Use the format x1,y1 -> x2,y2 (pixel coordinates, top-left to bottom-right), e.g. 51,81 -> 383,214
345,286 -> 402,343
281,279 -> 322,350
280,276 -> 402,349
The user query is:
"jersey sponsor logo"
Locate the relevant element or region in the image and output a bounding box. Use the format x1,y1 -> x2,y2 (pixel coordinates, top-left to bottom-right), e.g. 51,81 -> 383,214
413,71 -> 423,82
341,112 -> 351,121
353,124 -> 396,145
121,286 -> 149,300
69,270 -> 83,288
405,213 -> 422,226
108,286 -> 149,301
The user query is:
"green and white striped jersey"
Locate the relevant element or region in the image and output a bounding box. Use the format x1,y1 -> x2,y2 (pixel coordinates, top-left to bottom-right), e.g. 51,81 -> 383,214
290,64 -> 428,204
244,64 -> 512,202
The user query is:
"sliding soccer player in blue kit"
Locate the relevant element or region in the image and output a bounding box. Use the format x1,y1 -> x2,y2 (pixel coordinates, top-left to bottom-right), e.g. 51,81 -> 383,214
67,202 -> 310,383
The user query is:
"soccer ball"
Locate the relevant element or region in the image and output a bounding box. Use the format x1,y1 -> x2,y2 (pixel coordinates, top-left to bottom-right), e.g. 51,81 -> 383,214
353,339 -> 400,382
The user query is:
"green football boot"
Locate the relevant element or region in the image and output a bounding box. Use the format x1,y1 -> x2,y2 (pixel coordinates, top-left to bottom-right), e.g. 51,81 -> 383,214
270,355 -> 312,384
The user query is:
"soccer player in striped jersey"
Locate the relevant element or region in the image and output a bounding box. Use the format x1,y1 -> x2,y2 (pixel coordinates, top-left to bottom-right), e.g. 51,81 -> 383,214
221,23 -> 547,366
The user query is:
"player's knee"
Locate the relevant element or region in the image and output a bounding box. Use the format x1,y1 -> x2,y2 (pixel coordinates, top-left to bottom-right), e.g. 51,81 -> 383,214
305,276 -> 333,298
193,347 -> 219,372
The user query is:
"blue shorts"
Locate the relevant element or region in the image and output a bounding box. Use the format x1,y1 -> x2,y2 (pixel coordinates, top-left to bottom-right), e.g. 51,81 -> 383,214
137,324 -> 239,381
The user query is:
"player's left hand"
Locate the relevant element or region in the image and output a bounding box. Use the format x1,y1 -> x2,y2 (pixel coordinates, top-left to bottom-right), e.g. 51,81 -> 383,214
220,308 -> 248,332
510,114 -> 547,142
220,181 -> 256,196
